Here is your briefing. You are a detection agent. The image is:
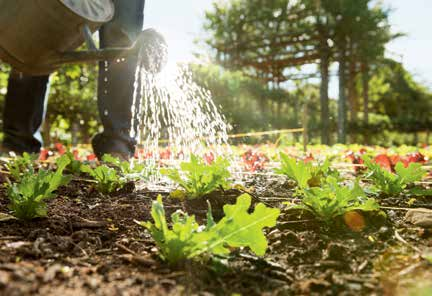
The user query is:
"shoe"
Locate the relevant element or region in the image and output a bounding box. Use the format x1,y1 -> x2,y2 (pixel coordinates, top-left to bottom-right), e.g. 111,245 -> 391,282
91,133 -> 135,161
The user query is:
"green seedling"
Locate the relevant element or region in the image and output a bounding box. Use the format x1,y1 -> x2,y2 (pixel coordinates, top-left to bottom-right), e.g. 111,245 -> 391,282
161,154 -> 231,199
5,152 -> 39,181
81,164 -> 125,194
363,156 -> 427,196
64,152 -> 83,175
7,155 -> 72,220
135,193 -> 280,264
102,154 -> 155,181
293,176 -> 381,225
275,152 -> 339,189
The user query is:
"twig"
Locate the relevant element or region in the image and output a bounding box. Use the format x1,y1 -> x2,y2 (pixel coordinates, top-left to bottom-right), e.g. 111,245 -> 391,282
394,230 -> 422,253
115,242 -> 137,256
381,206 -> 432,212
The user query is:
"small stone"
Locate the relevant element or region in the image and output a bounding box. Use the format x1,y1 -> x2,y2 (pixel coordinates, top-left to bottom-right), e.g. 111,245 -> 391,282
0,270 -> 11,288
405,208 -> 432,228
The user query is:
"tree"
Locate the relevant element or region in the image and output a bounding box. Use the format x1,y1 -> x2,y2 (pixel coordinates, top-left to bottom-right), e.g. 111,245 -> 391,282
47,64 -> 99,145
203,0 -> 395,144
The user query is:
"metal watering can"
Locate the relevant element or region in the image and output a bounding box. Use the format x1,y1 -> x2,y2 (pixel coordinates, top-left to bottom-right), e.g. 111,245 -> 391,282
0,0 -> 167,75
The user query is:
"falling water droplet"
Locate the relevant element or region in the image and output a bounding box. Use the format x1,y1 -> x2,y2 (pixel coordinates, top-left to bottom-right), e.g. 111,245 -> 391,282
129,42 -> 230,167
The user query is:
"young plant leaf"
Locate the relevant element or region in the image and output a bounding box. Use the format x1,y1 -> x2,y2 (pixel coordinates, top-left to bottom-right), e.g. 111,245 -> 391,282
136,194 -> 280,264
102,154 -> 155,182
363,156 -> 427,196
161,154 -> 231,199
294,176 -> 381,225
81,164 -> 125,194
275,153 -> 339,189
7,155 -> 72,220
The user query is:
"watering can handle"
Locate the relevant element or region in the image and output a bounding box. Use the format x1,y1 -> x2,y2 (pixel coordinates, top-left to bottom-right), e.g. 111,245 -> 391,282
83,25 -> 97,51
49,28 -> 168,73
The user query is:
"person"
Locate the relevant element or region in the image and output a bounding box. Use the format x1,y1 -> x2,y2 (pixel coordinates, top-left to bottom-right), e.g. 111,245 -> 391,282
2,0 -> 145,159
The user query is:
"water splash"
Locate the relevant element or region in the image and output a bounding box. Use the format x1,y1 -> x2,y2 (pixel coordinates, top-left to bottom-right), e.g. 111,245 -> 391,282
130,46 -> 230,165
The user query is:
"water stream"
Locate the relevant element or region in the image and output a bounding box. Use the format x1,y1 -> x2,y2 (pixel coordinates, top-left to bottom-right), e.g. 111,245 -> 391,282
129,44 -> 230,168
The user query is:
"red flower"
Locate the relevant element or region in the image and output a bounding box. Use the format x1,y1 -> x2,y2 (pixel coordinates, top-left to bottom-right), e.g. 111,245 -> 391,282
203,152 -> 215,165
242,150 -> 268,172
405,152 -> 426,164
303,153 -> 314,163
86,154 -> 97,161
39,149 -> 49,161
374,154 -> 393,172
72,149 -> 81,161
159,148 -> 171,160
54,143 -> 66,155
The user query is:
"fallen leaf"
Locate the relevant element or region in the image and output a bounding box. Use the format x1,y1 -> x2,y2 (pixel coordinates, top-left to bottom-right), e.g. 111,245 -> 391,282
0,213 -> 17,222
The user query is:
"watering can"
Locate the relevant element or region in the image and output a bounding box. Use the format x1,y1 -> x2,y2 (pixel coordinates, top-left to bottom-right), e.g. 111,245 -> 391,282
0,0 -> 168,75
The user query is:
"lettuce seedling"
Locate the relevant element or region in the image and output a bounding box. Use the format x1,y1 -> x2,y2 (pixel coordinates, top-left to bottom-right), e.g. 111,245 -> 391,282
363,156 -> 427,196
294,176 -> 381,224
136,194 -> 280,264
275,152 -> 339,189
161,154 -> 231,199
5,152 -> 39,181
7,155 -> 72,220
63,152 -> 83,175
81,164 -> 125,194
102,154 -> 155,181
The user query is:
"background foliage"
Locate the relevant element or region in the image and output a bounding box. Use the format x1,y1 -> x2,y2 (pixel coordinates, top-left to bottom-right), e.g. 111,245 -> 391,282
0,0 -> 430,147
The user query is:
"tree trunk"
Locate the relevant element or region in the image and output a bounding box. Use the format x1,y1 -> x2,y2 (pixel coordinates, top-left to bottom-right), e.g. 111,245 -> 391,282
71,122 -> 79,147
302,103 -> 309,152
293,97 -> 301,142
338,43 -> 347,144
348,54 -> 358,122
362,62 -> 370,126
320,47 -> 330,145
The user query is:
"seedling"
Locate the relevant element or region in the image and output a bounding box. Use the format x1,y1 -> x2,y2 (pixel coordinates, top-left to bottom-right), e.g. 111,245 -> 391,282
363,156 -> 427,196
5,152 -> 39,181
102,154 -> 155,181
7,155 -> 72,220
161,154 -> 231,199
64,151 -> 83,175
293,176 -> 381,225
135,194 -> 280,264
81,164 -> 125,194
275,152 -> 339,189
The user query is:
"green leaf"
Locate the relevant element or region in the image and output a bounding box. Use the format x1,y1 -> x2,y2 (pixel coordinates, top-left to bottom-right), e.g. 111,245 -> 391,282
5,152 -> 38,181
161,154 -> 231,199
296,177 -> 381,224
7,156 -> 72,221
394,162 -> 426,184
275,153 -> 339,189
196,194 -> 280,256
275,153 -> 311,189
102,154 -> 155,181
137,194 -> 280,264
363,156 -> 426,196
81,164 -> 125,194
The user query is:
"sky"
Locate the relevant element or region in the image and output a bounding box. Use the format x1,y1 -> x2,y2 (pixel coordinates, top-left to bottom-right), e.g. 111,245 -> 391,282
144,0 -> 432,90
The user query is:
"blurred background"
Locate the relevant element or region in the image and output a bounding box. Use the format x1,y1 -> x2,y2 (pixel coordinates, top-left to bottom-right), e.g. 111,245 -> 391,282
1,0 -> 430,147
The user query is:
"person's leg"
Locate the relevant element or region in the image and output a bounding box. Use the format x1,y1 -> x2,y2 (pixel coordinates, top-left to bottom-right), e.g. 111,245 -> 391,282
92,0 -> 145,159
2,70 -> 49,154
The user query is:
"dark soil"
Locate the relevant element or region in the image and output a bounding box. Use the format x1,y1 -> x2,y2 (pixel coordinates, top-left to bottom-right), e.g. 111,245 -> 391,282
0,175 -> 431,296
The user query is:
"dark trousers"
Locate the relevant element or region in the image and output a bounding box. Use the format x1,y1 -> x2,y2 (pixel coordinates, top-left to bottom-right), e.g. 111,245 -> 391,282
3,0 -> 145,157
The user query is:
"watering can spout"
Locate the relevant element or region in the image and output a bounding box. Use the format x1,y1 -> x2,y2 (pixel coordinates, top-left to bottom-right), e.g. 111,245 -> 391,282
53,28 -> 168,73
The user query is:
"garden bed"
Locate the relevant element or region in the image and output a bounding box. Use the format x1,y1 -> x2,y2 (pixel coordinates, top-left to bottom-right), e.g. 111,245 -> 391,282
0,145 -> 431,295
